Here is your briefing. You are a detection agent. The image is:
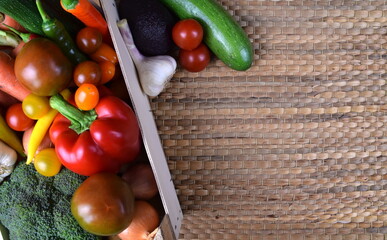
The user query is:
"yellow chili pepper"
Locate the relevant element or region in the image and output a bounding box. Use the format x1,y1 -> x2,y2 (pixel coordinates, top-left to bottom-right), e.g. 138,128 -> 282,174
26,89 -> 71,164
0,112 -> 25,157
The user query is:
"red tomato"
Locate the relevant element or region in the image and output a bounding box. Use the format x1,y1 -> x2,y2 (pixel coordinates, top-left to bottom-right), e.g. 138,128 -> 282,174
75,83 -> 100,111
76,27 -> 103,54
71,172 -> 135,236
172,19 -> 203,50
99,61 -> 116,84
179,43 -> 211,72
6,103 -> 34,131
90,43 -> 118,65
73,61 -> 102,86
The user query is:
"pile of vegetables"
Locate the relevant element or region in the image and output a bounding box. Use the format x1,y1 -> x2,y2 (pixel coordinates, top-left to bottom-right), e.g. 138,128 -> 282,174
117,0 -> 253,96
0,0 -> 161,239
0,163 -> 99,240
0,0 -> 253,238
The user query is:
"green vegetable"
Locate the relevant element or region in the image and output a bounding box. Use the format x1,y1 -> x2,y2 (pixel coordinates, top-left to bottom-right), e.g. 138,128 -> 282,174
0,163 -> 101,240
0,0 -> 44,35
36,0 -> 87,64
159,0 -> 254,71
0,0 -> 84,36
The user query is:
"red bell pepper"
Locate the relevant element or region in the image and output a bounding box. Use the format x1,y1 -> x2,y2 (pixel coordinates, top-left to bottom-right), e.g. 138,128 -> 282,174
49,94 -> 141,176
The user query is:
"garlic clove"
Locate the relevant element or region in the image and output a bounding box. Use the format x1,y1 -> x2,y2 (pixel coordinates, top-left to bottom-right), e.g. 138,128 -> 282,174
0,140 -> 17,183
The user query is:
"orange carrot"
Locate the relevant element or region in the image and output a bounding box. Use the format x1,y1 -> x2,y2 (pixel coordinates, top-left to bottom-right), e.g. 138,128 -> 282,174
60,0 -> 110,42
0,51 -> 30,101
0,13 -> 26,32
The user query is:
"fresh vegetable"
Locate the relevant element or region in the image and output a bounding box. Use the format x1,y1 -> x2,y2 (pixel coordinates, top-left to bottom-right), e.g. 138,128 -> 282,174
0,162 -> 101,240
99,60 -> 116,84
172,19 -> 203,50
117,200 -> 160,240
5,103 -> 34,131
49,94 -> 141,176
0,140 -> 17,183
5,25 -> 39,57
122,163 -> 159,200
36,0 -> 87,64
60,0 -> 110,43
26,89 -> 71,164
74,60 -> 102,86
117,19 -> 177,97
0,0 -> 84,36
160,0 -> 253,71
33,147 -> 61,177
71,172 -> 135,236
76,26 -> 103,54
0,51 -> 30,101
38,0 -> 86,36
22,93 -> 50,120
0,0 -> 44,35
118,0 -> 176,56
90,42 -> 118,64
3,23 -> 39,42
0,29 -> 21,48
179,43 -> 211,72
15,38 -> 73,96
0,13 -> 26,32
22,125 -> 52,155
0,110 -> 25,156
75,83 -> 100,111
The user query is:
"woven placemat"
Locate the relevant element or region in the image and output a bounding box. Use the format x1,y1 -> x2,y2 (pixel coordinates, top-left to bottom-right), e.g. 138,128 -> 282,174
151,0 -> 387,239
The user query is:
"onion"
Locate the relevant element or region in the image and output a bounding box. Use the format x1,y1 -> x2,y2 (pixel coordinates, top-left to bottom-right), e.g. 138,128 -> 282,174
22,126 -> 52,155
117,200 -> 160,240
121,163 -> 158,200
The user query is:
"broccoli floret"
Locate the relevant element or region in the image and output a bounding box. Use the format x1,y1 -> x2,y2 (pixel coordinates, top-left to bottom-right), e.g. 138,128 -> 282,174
0,163 -> 101,240
54,198 -> 100,240
53,166 -> 87,196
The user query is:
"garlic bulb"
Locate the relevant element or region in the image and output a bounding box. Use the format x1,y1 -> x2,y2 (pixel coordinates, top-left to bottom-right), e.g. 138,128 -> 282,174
0,140 -> 17,183
117,19 -> 177,97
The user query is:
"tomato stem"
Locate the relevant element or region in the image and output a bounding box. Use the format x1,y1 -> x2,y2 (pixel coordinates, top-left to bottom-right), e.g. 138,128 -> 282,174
49,94 -> 97,134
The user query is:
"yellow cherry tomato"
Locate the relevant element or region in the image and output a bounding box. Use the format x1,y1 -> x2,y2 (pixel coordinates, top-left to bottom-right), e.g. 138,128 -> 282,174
34,148 -> 62,177
22,93 -> 51,120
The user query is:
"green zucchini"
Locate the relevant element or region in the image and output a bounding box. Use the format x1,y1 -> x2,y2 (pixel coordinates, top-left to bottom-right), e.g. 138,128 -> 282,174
0,0 -> 44,35
160,0 -> 253,71
0,0 -> 84,37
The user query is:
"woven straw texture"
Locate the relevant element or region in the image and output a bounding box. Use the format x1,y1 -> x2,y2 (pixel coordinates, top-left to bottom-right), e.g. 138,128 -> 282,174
151,0 -> 387,239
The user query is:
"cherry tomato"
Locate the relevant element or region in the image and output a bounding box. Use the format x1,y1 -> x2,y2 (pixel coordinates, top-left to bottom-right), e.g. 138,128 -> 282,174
76,27 -> 103,54
6,103 -> 34,131
33,148 -> 62,177
99,61 -> 116,84
22,93 -> 50,120
73,61 -> 102,86
179,43 -> 211,72
172,19 -> 203,50
75,83 -> 100,111
71,172 -> 135,236
90,43 -> 118,64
